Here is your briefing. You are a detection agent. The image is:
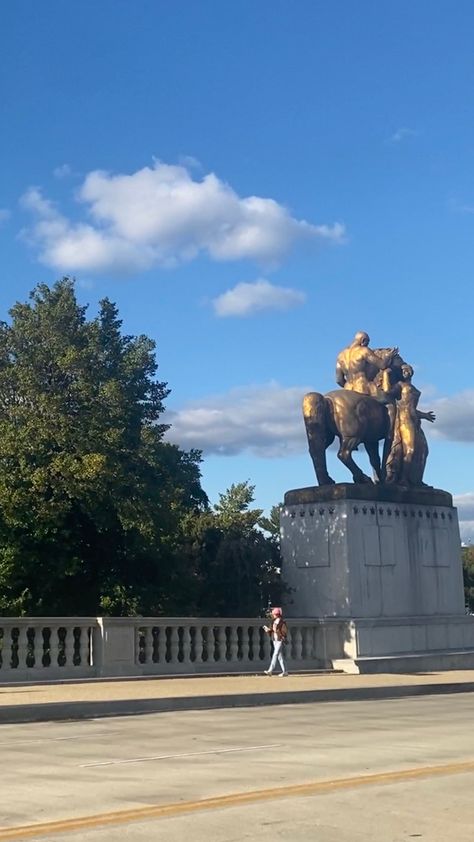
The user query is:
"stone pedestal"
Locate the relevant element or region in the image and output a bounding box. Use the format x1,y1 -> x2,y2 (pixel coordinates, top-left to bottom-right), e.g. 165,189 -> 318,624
281,484 -> 474,673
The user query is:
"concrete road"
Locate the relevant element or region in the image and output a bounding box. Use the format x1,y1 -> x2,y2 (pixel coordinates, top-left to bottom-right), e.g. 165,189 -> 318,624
1,694 -> 474,840
3,671 -> 474,724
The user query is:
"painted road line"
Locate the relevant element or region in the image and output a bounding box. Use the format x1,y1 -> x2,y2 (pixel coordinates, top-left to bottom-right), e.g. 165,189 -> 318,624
0,733 -> 113,748
79,743 -> 282,767
1,759 -> 474,840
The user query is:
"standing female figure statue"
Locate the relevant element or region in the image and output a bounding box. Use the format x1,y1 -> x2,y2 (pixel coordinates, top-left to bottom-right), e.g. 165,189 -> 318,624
384,364 -> 435,486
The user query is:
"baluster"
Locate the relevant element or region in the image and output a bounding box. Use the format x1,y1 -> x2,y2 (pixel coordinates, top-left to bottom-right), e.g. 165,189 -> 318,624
169,625 -> 179,665
141,626 -> 152,664
79,626 -> 90,667
229,625 -> 239,664
293,627 -> 303,661
263,626 -> 272,662
3,625 -> 13,670
133,625 -> 141,666
144,626 -> 155,664
0,626 -> 6,670
224,626 -> 230,661
49,626 -> 59,669
311,625 -> 319,661
204,625 -> 211,664
27,627 -> 36,669
153,625 -> 162,664
236,626 -> 243,661
213,626 -> 221,665
18,626 -> 28,669
181,624 -> 192,665
247,625 -> 256,663
305,626 -> 316,661
242,625 -> 249,663
17,626 -> 28,670
249,625 -> 256,662
177,626 -> 184,664
252,623 -> 261,662
194,625 -> 204,663
300,626 -> 309,661
258,626 -> 266,663
149,625 -> 157,664
64,626 -> 74,669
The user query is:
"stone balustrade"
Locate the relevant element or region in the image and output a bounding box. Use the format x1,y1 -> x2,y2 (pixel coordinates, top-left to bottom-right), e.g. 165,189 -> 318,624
0,616 -> 327,682
0,617 -> 96,682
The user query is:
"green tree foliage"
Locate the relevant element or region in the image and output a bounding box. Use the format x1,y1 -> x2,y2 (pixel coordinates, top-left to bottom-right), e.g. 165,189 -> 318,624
259,504 -> 282,540
0,279 -> 206,616
175,482 -> 285,617
462,546 -> 474,612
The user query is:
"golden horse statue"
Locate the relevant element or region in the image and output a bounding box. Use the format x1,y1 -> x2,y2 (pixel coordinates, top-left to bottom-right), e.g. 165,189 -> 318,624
302,338 -> 434,487
303,388 -> 391,485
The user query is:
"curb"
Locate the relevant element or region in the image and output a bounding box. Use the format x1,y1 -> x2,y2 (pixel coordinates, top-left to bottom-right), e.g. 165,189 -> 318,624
0,669 -> 337,690
2,680 -> 474,724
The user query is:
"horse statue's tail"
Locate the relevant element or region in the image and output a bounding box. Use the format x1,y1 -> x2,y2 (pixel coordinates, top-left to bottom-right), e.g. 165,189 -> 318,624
302,392 -> 335,486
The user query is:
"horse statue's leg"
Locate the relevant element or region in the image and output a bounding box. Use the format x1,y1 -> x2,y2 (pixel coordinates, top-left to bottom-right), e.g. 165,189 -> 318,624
365,440 -> 382,483
380,403 -> 396,483
303,392 -> 335,485
337,436 -> 373,484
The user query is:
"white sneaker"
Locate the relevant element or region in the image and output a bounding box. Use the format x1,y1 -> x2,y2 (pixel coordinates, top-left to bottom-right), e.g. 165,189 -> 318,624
279,671 -> 289,677
264,670 -> 273,675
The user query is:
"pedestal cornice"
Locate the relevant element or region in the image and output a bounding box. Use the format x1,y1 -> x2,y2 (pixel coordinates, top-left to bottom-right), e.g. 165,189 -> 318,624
284,483 -> 453,508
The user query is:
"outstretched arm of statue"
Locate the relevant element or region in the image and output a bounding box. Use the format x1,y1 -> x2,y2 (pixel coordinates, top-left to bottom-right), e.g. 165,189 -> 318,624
417,410 -> 435,423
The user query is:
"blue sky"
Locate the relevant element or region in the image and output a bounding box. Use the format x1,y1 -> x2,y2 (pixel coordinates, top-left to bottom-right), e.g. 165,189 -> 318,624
2,1 -> 474,534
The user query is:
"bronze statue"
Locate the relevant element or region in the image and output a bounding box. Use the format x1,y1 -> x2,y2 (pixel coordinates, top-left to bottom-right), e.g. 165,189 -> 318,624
303,333 -> 435,487
335,331 -> 398,397
383,364 -> 435,486
303,388 -> 390,485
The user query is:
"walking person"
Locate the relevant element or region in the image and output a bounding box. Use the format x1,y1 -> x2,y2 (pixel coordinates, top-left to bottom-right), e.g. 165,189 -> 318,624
263,607 -> 289,676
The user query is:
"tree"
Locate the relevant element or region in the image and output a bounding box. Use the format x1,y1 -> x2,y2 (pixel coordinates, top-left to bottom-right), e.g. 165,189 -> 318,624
175,482 -> 285,617
259,504 -> 282,541
462,546 -> 474,612
0,279 -> 206,616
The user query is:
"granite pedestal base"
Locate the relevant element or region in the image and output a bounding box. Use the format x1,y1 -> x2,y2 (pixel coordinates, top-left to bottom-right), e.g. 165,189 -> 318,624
281,484 -> 474,673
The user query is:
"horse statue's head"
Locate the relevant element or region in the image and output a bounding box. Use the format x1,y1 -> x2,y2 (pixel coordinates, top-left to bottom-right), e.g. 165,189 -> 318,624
370,348 -> 406,390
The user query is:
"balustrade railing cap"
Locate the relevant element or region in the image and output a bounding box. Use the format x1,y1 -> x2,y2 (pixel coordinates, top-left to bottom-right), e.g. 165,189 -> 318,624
99,616 -> 271,624
0,616 -> 325,624
0,616 -> 98,623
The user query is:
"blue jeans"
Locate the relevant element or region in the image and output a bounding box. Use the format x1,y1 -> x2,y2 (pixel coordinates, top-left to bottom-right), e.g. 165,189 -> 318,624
268,640 -> 287,673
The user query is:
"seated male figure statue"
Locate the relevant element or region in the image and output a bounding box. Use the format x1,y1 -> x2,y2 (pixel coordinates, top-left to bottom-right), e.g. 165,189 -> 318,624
336,331 -> 397,398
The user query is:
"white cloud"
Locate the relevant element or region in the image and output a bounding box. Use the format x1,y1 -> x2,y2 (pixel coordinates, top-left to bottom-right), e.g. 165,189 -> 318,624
448,197 -> 474,215
454,492 -> 474,521
431,391 -> 474,443
19,188 -> 149,273
178,155 -> 202,171
388,127 -> 418,143
165,382 -> 309,457
212,278 -> 306,317
165,381 -> 474,462
453,493 -> 474,543
53,163 -> 73,179
20,161 -> 345,274
21,187 -> 57,217
459,521 -> 474,544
